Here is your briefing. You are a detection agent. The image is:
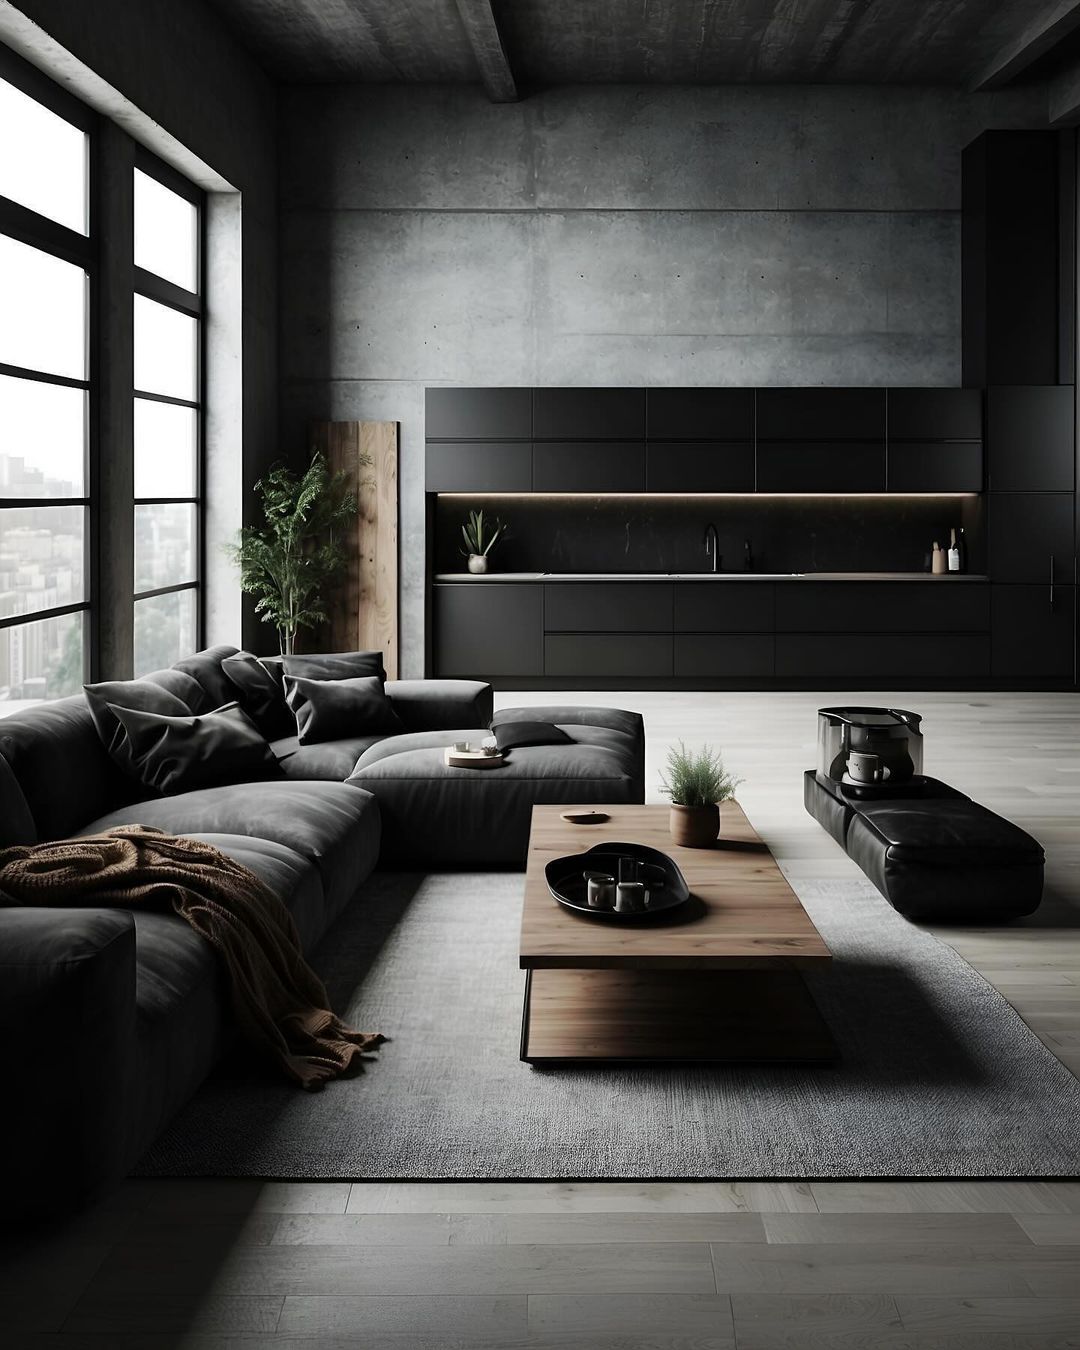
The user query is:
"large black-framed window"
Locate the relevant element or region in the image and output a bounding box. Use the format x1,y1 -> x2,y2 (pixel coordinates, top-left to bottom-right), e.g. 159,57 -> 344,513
0,48 -> 94,709
132,149 -> 204,677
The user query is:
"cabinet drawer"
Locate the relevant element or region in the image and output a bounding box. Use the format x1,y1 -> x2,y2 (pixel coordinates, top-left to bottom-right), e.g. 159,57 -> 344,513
425,387 -> 531,440
674,583 -> 774,632
532,442 -> 645,492
646,442 -> 754,492
757,442 -> 885,492
545,634 -> 672,679
435,584 -> 542,678
775,634 -> 990,680
988,386 -> 1075,492
425,441 -> 532,492
674,634 -> 774,678
545,583 -> 672,632
992,584 -> 1075,679
887,442 -> 983,493
534,388 -> 645,439
757,388 -> 885,440
774,583 -> 990,633
887,388 -> 983,440
647,388 -> 753,440
988,493 -> 1075,582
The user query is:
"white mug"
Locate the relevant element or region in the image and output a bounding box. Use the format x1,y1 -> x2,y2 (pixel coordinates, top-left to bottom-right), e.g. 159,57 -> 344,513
848,751 -> 890,784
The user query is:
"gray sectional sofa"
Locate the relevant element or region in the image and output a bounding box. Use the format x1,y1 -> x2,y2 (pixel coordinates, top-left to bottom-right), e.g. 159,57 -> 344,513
0,645 -> 644,1211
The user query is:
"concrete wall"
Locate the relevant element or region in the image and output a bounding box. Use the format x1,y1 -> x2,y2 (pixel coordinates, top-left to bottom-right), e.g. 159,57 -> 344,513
279,83 -> 1048,677
4,0 -> 278,652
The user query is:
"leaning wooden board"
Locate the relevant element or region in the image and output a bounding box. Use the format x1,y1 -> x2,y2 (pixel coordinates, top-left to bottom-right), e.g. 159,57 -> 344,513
518,801 -> 835,1063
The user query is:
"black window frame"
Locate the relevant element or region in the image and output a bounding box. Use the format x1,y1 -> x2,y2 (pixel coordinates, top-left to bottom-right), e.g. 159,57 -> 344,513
131,145 -> 206,670
0,43 -> 96,694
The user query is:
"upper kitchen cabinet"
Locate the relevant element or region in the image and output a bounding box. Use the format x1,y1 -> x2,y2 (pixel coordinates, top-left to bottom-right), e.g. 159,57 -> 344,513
533,388 -> 646,440
646,388 -> 753,440
646,442 -> 755,492
886,443 -> 983,493
962,131 -> 1073,388
532,441 -> 646,492
888,388 -> 983,441
757,442 -> 886,493
756,388 -> 885,441
987,386 -> 1075,492
426,387 -> 532,440
425,442 -> 532,492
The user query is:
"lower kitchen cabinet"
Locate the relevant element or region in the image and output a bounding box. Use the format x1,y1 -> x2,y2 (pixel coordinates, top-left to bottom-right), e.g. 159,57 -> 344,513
775,634 -> 991,680
545,582 -> 672,632
774,582 -> 990,633
991,584 -> 1075,679
675,583 -> 774,631
674,634 -> 774,678
545,634 -> 672,679
435,584 -> 542,678
987,492 -> 1074,582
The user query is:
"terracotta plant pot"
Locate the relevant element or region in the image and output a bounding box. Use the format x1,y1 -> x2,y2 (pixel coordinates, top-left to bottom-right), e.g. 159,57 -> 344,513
669,802 -> 720,848
467,553 -> 489,574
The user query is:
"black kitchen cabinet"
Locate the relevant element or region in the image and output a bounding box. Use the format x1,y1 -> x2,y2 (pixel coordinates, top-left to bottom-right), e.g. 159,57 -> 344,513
992,583 -> 1075,680
987,386 -> 1075,492
545,634 -> 672,679
987,492 -> 1074,583
533,388 -> 645,440
756,442 -> 886,493
887,388 -> 983,440
774,582 -> 990,633
775,634 -> 991,681
674,583 -> 775,632
435,584 -> 542,678
886,442 -> 983,493
646,442 -> 754,493
674,634 -> 774,678
425,441 -> 532,492
532,442 -> 645,492
647,388 -> 753,440
426,387 -> 531,440
545,583 -> 672,632
756,388 -> 885,441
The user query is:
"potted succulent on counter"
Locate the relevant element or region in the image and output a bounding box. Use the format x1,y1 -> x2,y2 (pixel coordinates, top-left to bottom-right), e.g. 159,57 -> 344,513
460,508 -> 507,574
660,742 -> 742,847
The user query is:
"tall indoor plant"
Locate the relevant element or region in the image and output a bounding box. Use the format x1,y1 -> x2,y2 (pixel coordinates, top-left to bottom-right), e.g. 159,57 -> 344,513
228,451 -> 358,655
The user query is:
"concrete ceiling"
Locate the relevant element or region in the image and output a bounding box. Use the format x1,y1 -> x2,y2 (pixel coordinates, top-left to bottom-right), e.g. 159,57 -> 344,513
204,0 -> 1080,93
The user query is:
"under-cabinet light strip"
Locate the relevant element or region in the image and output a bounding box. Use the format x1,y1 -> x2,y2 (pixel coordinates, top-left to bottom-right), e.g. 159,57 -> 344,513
434,492 -> 979,500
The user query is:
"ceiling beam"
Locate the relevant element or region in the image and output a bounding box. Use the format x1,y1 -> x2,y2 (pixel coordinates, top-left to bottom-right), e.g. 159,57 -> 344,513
454,0 -> 517,102
969,0 -> 1080,90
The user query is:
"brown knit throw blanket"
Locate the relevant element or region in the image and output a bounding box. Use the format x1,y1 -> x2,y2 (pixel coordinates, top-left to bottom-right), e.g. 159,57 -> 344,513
0,825 -> 384,1090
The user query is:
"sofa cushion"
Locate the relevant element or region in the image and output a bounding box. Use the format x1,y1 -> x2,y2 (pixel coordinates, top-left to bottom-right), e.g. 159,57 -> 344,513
852,797 -> 1043,869
285,673 -> 402,744
385,679 -> 493,733
0,696 -> 136,841
0,752 -> 36,847
271,734 -> 385,781
222,651 -> 295,739
172,645 -> 241,712
80,779 -> 380,922
84,679 -> 195,778
281,650 -> 386,684
138,667 -> 210,711
109,702 -> 280,795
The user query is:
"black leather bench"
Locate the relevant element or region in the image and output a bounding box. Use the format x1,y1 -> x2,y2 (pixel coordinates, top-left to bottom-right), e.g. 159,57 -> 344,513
803,770 -> 1044,923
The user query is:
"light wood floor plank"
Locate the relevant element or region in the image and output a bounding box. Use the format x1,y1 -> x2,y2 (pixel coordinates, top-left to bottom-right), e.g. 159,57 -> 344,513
762,1212 -> 1032,1246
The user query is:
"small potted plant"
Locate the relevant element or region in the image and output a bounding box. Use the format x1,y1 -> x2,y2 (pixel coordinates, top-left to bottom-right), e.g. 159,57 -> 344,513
660,742 -> 741,848
460,508 -> 506,574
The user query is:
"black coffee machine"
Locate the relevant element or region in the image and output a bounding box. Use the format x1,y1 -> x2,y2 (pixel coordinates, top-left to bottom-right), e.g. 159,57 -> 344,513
817,707 -> 924,799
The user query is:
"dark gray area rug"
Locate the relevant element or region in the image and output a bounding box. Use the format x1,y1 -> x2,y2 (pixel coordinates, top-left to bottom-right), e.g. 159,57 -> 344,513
136,870 -> 1080,1179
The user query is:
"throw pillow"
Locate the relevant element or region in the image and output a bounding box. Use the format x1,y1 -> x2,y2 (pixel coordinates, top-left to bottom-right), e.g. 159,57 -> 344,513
106,701 -> 280,795
280,650 -> 386,685
492,721 -> 574,753
283,674 -> 402,745
222,651 -> 295,740
84,679 -> 195,775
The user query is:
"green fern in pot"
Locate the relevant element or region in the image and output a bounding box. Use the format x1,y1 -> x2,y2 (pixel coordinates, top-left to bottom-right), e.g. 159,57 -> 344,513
660,742 -> 741,847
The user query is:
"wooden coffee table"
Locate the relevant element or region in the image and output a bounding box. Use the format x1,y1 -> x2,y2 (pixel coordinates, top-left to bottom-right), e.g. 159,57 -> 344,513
519,802 -> 835,1064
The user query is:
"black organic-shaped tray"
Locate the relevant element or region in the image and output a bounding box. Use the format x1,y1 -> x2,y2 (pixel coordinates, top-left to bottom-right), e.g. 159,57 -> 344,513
545,841 -> 691,923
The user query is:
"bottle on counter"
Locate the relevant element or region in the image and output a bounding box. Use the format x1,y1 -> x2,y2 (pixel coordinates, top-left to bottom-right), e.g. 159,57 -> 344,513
947,527 -> 960,573
957,526 -> 967,573
931,541 -> 947,574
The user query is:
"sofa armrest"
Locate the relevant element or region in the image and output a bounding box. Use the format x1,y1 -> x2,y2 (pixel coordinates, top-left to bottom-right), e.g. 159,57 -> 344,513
0,909 -> 137,1214
385,679 -> 493,732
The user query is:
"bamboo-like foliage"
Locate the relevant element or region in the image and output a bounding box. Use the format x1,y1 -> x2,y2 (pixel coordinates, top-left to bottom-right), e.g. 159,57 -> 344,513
227,452 -> 359,655
659,741 -> 742,807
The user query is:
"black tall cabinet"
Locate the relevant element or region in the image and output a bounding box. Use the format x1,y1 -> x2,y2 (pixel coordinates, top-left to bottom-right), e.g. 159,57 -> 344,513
963,129 -> 1078,686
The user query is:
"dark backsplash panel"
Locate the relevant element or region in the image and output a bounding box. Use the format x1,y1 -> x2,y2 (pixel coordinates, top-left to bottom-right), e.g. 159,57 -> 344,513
434,495 -> 986,575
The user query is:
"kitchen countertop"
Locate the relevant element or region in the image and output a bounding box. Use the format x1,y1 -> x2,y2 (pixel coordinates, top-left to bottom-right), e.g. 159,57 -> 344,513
435,571 -> 989,582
